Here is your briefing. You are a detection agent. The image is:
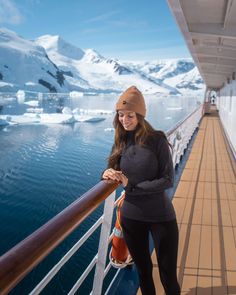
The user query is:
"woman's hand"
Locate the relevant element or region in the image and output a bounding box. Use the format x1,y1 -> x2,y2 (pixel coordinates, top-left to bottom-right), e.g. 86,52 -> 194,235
102,168 -> 122,182
102,169 -> 128,187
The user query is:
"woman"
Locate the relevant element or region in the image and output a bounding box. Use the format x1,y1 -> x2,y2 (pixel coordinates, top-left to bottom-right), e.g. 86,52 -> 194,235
102,86 -> 180,295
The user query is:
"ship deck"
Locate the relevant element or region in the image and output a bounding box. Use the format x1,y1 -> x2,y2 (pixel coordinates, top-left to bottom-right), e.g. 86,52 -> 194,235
138,106 -> 236,294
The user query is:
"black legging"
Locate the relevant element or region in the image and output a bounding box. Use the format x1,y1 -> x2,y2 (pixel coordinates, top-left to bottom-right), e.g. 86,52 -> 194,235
121,217 -> 180,295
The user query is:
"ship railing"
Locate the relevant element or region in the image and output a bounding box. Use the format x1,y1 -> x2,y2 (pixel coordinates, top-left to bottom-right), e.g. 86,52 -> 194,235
0,104 -> 203,295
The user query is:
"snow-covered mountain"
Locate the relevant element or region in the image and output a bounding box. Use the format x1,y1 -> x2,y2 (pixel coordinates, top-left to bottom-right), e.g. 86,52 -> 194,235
124,59 -> 204,94
0,27 -> 205,94
0,28 -> 69,93
35,35 -> 173,94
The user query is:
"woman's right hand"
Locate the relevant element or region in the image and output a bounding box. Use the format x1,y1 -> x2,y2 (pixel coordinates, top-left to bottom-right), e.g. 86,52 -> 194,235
102,168 -> 122,182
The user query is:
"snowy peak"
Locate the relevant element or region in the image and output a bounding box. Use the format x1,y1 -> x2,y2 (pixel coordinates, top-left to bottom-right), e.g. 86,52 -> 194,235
106,58 -> 132,75
0,27 -> 44,56
0,27 -> 67,92
124,59 -> 204,93
82,48 -> 105,63
36,35 -> 84,60
156,59 -> 195,79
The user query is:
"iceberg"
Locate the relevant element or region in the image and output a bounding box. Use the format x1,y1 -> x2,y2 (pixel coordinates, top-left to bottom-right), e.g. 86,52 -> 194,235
74,115 -> 105,122
26,108 -> 43,114
74,108 -> 113,115
0,96 -> 16,106
104,127 -> 114,132
0,112 -> 105,126
24,100 -> 39,107
23,113 -> 41,118
40,113 -> 76,124
16,90 -> 25,99
62,107 -> 73,114
1,115 -> 40,124
69,91 -> 84,97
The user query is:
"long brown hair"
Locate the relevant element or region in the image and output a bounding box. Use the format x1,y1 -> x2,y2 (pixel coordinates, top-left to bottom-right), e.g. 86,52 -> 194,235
108,113 -> 168,169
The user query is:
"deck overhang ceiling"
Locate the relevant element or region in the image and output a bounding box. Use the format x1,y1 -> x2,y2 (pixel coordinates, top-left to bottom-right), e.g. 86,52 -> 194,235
167,0 -> 236,90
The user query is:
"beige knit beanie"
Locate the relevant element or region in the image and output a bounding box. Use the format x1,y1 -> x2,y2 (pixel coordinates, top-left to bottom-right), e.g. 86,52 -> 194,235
116,86 -> 146,117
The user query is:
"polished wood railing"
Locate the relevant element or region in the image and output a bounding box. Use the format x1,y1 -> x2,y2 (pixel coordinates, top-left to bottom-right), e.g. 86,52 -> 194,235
0,180 -> 119,295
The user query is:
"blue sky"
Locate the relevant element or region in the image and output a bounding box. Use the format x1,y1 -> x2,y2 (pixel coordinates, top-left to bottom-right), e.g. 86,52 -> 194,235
0,0 -> 191,61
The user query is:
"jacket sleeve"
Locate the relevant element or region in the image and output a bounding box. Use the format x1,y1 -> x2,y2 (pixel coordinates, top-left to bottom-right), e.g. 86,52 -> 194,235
126,136 -> 174,194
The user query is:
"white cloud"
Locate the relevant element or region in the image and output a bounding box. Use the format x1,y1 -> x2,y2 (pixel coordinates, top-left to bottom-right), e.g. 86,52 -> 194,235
0,0 -> 23,25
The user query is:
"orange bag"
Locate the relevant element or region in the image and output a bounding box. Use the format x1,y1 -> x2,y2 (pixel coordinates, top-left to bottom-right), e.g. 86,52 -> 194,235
110,193 -> 133,268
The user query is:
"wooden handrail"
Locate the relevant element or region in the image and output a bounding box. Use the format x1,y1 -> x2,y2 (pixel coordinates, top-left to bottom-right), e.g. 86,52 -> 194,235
0,180 -> 119,295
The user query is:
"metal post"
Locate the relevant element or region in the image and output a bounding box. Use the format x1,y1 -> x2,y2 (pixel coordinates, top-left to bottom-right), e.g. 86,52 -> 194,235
91,191 -> 116,295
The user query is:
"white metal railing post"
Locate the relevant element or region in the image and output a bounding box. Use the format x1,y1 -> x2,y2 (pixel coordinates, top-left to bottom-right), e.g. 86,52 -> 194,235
91,191 -> 116,295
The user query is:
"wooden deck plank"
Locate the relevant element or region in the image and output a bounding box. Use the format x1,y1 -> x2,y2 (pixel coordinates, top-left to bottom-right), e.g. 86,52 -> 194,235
220,199 -> 233,226
229,201 -> 236,226
225,183 -> 236,200
181,198 -> 194,224
223,227 -> 236,271
174,181 -> 192,198
181,274 -> 197,294
172,198 -> 187,224
177,224 -> 187,267
192,198 -> 203,224
185,225 -> 201,269
211,226 -> 221,271
227,271 -> 236,293
211,200 -> 219,226
202,199 -> 212,225
203,182 -> 212,198
197,275 -> 212,295
198,225 -> 212,269
196,181 -> 205,198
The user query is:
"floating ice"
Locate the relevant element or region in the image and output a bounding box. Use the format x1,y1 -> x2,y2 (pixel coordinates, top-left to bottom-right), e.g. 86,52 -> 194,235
62,107 -> 72,114
75,108 -> 113,115
104,127 -> 114,132
16,90 -> 25,104
167,107 -> 183,110
74,115 -> 105,122
26,108 -> 43,114
16,90 -> 25,100
2,115 -> 40,124
40,113 -> 76,124
0,112 -> 106,127
72,108 -> 80,115
23,113 -> 41,118
69,91 -> 84,97
0,97 -> 16,105
24,100 -> 39,107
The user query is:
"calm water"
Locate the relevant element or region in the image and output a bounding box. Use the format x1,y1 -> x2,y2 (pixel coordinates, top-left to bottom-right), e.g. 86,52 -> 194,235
0,93 -> 202,294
